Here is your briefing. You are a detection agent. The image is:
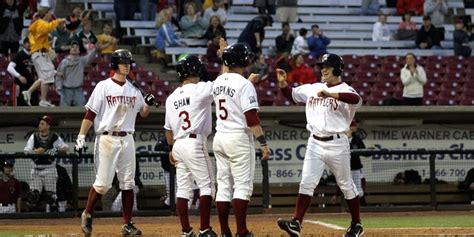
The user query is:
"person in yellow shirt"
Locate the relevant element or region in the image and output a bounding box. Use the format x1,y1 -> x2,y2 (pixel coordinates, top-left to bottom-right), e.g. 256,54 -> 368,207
96,22 -> 118,55
22,7 -> 65,107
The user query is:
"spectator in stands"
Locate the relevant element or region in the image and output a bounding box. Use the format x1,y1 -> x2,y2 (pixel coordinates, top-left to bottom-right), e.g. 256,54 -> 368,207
453,19 -> 472,57
52,21 -> 74,53
394,12 -> 417,40
55,40 -> 97,106
360,0 -> 381,15
97,22 -> 118,55
206,32 -> 223,64
203,0 -> 227,25
153,7 -> 187,61
400,53 -> 427,105
416,16 -> 441,49
74,21 -> 98,54
254,0 -> 275,15
65,5 -> 91,33
0,0 -> 29,56
180,2 -> 207,38
289,53 -> 317,84
248,53 -> 269,82
25,7 -> 65,107
372,13 -> 392,41
397,0 -> 423,16
275,22 -> 294,59
291,28 -> 309,56
424,0 -> 448,40
0,160 -> 22,213
238,15 -> 273,54
7,38 -> 39,106
177,0 -> 203,20
275,0 -> 297,23
140,0 -> 157,21
40,0 -> 56,14
202,15 -> 226,45
114,0 -> 139,40
307,24 -> 330,58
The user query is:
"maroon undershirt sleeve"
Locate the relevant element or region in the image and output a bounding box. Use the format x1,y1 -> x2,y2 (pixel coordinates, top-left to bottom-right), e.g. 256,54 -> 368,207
244,109 -> 260,127
280,86 -> 296,104
338,92 -> 360,104
84,109 -> 96,121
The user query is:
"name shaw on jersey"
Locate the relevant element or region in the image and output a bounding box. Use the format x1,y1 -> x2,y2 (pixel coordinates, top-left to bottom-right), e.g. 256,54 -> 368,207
106,95 -> 137,108
174,97 -> 190,109
213,85 -> 236,97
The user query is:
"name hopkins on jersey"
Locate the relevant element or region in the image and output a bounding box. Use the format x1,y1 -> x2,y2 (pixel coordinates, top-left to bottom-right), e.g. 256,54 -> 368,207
213,85 -> 236,97
174,97 -> 190,109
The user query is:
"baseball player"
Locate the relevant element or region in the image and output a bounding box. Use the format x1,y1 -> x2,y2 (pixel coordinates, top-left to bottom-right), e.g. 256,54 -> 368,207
164,55 -> 217,237
74,49 -> 155,236
24,115 -> 69,212
212,42 -> 270,237
0,160 -> 22,213
276,54 -> 364,237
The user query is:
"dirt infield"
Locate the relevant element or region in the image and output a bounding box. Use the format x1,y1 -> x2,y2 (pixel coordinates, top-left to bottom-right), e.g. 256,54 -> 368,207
1,212 -> 474,236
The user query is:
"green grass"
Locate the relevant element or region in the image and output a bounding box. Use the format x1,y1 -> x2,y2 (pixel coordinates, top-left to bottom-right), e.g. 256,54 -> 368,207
316,215 -> 474,228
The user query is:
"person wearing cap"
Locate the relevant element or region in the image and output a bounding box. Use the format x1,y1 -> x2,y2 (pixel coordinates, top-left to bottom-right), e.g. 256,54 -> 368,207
416,15 -> 441,49
7,38 -> 40,106
276,53 -> 364,237
55,39 -> 98,106
0,160 -> 22,213
25,6 -> 65,107
24,115 -> 69,212
237,15 -> 273,54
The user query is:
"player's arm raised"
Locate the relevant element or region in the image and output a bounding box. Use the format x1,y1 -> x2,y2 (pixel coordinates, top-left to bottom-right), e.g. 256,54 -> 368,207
276,68 -> 297,104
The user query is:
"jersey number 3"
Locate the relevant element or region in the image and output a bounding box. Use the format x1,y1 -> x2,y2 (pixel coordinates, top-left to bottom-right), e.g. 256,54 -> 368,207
218,99 -> 228,120
179,111 -> 191,130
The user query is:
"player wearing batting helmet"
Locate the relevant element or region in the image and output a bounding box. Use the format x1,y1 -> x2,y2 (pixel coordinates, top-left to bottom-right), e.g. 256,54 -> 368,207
276,53 -> 364,237
75,49 -> 155,236
212,42 -> 270,237
165,55 -> 218,237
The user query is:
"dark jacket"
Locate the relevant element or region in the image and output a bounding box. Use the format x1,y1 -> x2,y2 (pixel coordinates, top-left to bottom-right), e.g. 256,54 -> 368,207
350,132 -> 366,171
416,25 -> 441,48
0,0 -> 29,37
453,29 -> 472,57
238,16 -> 266,54
275,33 -> 295,55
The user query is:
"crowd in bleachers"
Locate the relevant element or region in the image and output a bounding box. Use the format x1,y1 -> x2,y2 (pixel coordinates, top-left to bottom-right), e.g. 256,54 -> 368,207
0,0 -> 473,107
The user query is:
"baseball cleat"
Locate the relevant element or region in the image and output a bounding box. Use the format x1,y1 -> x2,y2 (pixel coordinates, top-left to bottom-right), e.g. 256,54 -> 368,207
81,211 -> 92,237
277,218 -> 301,237
344,222 -> 364,237
121,221 -> 142,235
198,227 -> 218,237
235,232 -> 254,237
182,228 -> 196,237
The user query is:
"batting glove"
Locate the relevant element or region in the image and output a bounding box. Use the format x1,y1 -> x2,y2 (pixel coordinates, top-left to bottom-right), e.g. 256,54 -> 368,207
144,93 -> 156,106
74,134 -> 87,153
45,148 -> 58,156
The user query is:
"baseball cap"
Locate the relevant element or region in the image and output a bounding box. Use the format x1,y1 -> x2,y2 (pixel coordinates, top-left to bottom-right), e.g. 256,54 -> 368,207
70,40 -> 80,47
38,115 -> 54,125
422,15 -> 431,21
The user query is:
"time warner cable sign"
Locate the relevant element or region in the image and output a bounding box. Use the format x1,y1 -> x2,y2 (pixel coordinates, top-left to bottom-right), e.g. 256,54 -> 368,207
0,124 -> 473,185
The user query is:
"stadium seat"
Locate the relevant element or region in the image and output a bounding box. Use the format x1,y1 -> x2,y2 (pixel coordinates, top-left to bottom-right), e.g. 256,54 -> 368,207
436,98 -> 460,105
354,71 -> 376,83
380,62 -> 401,74
425,71 -> 444,83
382,55 -> 402,64
424,55 -> 446,65
342,55 -> 359,67
443,71 -> 466,83
376,71 -> 399,83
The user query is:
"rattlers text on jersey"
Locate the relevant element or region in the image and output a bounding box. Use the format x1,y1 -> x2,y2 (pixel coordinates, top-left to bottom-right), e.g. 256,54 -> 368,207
292,82 -> 362,136
86,78 -> 146,134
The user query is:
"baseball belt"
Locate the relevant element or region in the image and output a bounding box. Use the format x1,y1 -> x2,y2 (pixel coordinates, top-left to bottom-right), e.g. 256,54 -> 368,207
102,131 -> 131,137
312,133 -> 341,142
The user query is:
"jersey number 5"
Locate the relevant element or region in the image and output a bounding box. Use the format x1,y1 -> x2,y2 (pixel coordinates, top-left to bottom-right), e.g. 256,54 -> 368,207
218,99 -> 228,120
179,111 -> 191,130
